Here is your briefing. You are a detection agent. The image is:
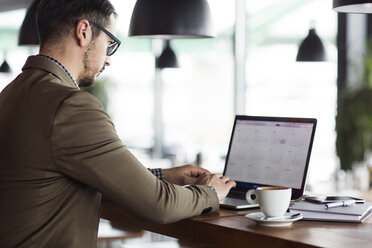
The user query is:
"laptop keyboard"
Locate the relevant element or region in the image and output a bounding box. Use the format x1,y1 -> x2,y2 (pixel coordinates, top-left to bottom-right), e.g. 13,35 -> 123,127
226,189 -> 247,200
221,197 -> 249,205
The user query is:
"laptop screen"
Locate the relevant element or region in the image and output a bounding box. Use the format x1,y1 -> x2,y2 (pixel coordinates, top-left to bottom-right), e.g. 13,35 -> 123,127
223,115 -> 317,199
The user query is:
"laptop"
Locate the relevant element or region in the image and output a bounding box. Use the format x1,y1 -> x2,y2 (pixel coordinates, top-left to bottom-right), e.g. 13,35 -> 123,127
220,115 -> 317,209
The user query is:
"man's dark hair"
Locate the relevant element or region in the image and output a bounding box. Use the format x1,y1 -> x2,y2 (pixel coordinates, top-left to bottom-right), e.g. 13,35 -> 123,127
37,0 -> 117,47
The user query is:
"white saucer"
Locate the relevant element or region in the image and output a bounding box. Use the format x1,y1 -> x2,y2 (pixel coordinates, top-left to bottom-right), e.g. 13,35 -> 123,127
245,212 -> 303,227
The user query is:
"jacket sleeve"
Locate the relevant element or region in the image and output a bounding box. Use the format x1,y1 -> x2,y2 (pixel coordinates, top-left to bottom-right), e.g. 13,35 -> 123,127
51,91 -> 219,224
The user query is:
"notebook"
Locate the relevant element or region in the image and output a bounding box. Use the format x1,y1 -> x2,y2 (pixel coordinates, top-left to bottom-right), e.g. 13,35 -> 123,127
220,115 -> 317,209
289,200 -> 372,222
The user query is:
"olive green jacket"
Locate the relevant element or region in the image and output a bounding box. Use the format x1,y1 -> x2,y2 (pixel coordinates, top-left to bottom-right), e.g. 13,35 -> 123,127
0,56 -> 218,248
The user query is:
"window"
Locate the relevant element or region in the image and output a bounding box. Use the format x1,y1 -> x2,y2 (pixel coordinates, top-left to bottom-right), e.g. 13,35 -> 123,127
244,0 -> 338,184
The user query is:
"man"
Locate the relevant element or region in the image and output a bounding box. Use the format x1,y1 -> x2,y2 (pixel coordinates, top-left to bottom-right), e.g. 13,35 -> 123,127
0,0 -> 235,247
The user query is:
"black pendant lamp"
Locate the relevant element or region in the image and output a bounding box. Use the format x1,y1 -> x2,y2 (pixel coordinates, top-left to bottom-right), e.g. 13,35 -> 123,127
296,26 -> 327,62
18,0 -> 40,45
156,41 -> 179,69
0,59 -> 11,73
333,0 -> 372,13
129,0 -> 215,39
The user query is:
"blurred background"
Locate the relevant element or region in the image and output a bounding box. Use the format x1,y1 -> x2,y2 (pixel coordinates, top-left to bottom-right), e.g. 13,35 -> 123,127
1,0 -> 372,194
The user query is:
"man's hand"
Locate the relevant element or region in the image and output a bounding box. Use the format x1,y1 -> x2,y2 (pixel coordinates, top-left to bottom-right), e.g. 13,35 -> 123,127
194,173 -> 236,201
162,164 -> 211,185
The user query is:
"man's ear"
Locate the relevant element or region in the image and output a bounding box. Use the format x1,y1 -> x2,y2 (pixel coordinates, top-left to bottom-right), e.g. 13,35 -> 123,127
75,19 -> 92,47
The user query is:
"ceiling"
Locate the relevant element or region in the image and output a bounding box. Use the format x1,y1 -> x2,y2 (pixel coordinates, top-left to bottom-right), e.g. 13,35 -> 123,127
0,0 -> 31,12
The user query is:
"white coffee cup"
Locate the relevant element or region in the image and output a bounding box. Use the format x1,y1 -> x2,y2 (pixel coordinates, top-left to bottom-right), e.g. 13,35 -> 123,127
246,186 -> 292,218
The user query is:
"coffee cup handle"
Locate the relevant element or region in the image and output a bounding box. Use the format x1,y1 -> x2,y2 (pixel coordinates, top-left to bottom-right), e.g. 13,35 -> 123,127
245,189 -> 258,204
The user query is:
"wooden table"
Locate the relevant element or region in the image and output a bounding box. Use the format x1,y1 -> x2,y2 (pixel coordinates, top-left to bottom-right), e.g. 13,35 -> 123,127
101,201 -> 372,248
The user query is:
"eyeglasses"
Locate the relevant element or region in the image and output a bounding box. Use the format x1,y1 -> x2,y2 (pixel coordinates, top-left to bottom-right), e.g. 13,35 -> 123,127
89,21 -> 121,56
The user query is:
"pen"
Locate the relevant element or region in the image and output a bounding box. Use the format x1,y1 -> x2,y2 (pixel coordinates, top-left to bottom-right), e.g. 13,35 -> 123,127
325,200 -> 356,209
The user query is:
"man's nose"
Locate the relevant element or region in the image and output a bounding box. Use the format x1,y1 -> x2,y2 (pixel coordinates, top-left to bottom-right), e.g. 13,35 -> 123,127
105,56 -> 111,67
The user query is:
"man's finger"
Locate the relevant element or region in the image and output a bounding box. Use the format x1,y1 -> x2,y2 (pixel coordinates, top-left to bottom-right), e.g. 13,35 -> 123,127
219,176 -> 231,182
226,180 -> 236,188
192,167 -> 210,176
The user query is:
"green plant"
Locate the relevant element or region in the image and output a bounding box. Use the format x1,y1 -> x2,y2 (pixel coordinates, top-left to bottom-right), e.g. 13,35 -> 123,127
336,88 -> 372,170
336,40 -> 372,171
82,78 -> 110,111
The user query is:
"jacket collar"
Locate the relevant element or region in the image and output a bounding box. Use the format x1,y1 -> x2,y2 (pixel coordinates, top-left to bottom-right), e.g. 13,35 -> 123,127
22,55 -> 79,90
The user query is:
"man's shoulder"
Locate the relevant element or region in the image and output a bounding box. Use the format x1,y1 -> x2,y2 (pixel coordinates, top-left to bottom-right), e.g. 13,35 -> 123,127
24,73 -> 101,109
60,90 -> 104,110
